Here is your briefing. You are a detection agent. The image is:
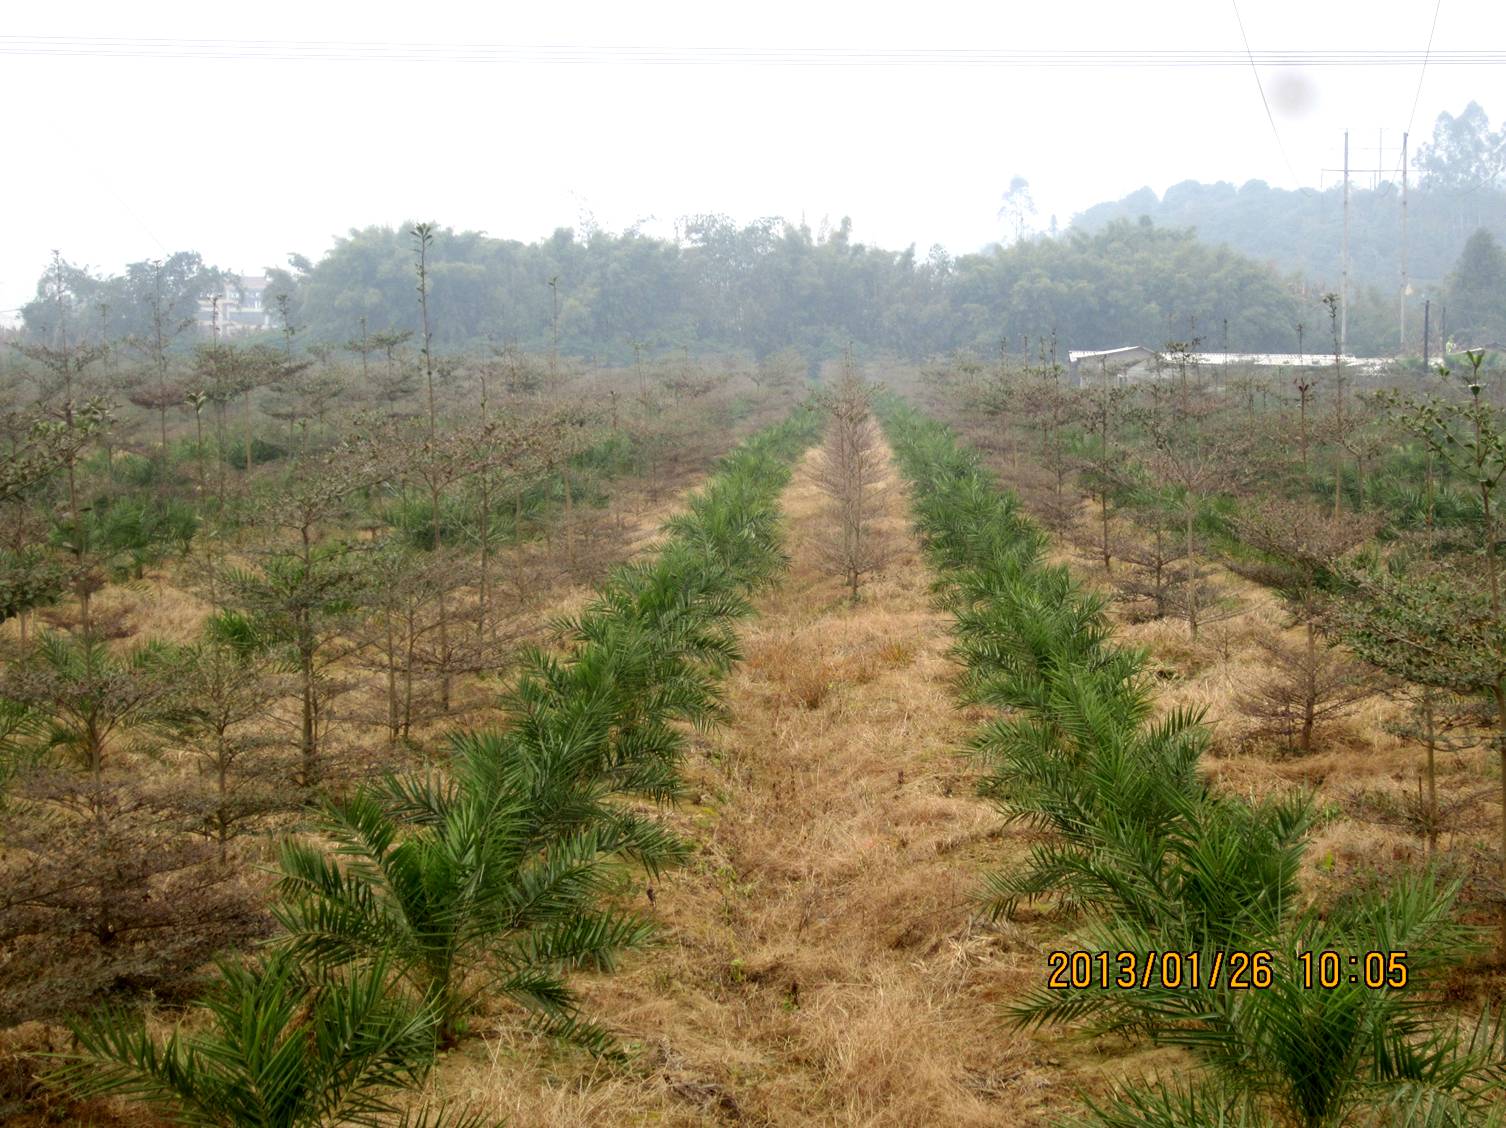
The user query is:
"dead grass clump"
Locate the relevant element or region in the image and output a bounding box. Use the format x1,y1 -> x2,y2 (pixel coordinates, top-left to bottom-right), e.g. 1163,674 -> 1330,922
1118,618 -> 1209,677
781,664 -> 836,711
835,649 -> 882,687
790,979 -> 1010,1125
878,637 -> 916,667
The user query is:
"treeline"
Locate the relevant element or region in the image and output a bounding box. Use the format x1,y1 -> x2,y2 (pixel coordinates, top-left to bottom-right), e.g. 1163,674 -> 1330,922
26,217 -> 1337,364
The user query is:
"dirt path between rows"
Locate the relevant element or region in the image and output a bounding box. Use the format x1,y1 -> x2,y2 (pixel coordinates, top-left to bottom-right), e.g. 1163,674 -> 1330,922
425,439 -> 1113,1125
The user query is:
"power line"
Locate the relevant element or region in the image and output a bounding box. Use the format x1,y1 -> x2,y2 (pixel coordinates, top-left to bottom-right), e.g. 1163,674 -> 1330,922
1,37 -> 1505,67
1229,0 -> 1299,187
1406,0 -> 1445,136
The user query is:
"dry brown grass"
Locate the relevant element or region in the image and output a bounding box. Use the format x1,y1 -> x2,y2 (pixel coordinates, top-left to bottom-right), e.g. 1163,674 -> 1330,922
411,439 -> 1170,1126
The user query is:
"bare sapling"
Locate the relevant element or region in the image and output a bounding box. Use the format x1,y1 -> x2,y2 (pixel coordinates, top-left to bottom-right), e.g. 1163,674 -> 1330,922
814,358 -> 890,603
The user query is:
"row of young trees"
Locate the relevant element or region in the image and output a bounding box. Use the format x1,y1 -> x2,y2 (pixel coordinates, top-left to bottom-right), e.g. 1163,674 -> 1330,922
927,316 -> 1506,882
885,403 -> 1506,1127
0,219 -> 811,1120
39,406 -> 822,1123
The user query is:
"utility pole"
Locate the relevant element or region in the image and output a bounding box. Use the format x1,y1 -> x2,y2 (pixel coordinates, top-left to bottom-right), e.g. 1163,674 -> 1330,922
1400,131 -> 1409,353
358,314 -> 370,383
547,275 -> 560,388
1319,134 -> 1395,356
1423,298 -> 1431,370
1341,129 -> 1350,356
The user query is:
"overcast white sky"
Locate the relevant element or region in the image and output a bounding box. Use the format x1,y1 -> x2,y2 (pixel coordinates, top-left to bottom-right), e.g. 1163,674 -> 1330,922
3,0 -> 1503,319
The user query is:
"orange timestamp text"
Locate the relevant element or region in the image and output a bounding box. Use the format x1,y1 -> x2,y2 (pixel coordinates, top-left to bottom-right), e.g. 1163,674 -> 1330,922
1045,950 -> 1410,991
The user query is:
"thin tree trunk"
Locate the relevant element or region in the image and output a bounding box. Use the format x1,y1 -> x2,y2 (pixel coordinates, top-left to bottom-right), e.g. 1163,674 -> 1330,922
432,480 -> 450,712
243,390 -> 254,474
1300,623 -> 1318,754
1423,696 -> 1439,855
385,616 -> 399,742
1185,505 -> 1199,641
1100,491 -> 1111,572
402,612 -> 417,739
217,738 -> 230,865
299,639 -> 317,788
563,467 -> 575,575
194,411 -> 206,493
1480,473 -> 1506,949
478,474 -> 491,640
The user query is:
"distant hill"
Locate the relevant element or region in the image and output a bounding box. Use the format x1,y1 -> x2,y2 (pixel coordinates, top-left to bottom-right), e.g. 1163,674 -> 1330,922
1072,178 -> 1506,298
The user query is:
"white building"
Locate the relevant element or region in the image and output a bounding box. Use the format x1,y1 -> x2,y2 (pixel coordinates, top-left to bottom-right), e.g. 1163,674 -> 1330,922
197,274 -> 274,338
1068,345 -> 1390,386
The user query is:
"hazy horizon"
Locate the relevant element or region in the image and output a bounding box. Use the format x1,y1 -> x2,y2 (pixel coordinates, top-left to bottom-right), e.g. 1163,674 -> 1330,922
6,0 -> 1505,321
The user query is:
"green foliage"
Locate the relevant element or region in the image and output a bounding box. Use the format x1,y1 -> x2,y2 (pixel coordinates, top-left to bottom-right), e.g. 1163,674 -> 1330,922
1335,563 -> 1506,695
222,544 -> 368,651
1021,875 -> 1503,1128
1447,229 -> 1506,344
20,250 -> 225,347
0,545 -> 68,624
1416,102 -> 1506,193
54,950 -> 491,1128
218,218 -> 1309,362
2,630 -> 178,773
220,436 -> 288,467
0,404 -> 110,506
55,403 -> 822,1119
882,401 -> 1498,1126
83,495 -> 200,578
502,404 -> 817,804
0,698 -> 43,806
274,734 -> 669,1048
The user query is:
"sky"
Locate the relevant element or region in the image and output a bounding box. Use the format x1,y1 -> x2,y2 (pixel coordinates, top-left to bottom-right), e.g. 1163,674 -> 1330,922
3,0 -> 1504,321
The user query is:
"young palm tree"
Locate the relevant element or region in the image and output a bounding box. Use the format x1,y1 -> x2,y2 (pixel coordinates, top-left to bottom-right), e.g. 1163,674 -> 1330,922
1010,873 -> 1504,1128
501,483 -> 786,805
0,698 -> 42,809
54,949 -> 489,1127
274,722 -> 678,1049
882,402 -> 1503,1126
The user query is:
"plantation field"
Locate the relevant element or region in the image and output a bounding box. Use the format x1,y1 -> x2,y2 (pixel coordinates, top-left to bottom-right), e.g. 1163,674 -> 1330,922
3,339 -> 1506,1126
411,437 -> 1111,1124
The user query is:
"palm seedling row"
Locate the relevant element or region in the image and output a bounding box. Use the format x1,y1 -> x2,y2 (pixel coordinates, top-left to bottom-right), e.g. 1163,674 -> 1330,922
882,400 -> 1506,1128
50,404 -> 823,1126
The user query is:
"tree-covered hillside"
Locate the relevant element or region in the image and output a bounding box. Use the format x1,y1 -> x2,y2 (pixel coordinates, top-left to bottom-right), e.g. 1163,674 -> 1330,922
1074,103 -> 1506,302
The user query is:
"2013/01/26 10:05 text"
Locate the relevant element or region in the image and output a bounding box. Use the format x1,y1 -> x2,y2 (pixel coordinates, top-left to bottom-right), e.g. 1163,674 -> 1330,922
1045,950 -> 1409,990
